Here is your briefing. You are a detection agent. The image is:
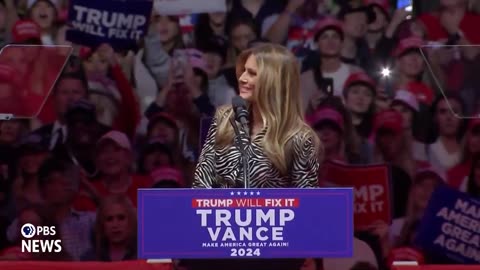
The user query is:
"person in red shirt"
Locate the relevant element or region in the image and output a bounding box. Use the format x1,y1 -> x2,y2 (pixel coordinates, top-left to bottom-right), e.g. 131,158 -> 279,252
74,130 -> 152,212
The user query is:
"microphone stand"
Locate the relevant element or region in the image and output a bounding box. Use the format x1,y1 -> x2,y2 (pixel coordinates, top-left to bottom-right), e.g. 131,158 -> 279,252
229,117 -> 250,189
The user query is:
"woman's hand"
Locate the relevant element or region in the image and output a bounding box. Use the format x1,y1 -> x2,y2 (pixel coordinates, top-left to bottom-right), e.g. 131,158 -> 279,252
183,61 -> 202,99
156,60 -> 181,106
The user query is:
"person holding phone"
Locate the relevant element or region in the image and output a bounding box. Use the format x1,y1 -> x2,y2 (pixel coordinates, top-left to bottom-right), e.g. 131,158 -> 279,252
300,17 -> 362,113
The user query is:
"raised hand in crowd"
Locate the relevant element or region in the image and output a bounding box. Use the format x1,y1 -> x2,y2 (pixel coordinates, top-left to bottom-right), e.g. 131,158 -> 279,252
182,60 -> 203,100
439,7 -> 463,35
385,8 -> 412,38
154,59 -> 180,108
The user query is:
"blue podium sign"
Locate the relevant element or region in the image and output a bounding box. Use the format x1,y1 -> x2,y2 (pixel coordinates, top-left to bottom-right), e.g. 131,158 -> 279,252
138,188 -> 354,259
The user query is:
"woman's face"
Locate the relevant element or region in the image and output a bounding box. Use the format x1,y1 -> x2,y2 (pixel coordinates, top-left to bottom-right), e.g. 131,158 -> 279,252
392,103 -> 414,130
153,15 -> 180,43
317,30 -> 343,57
19,152 -> 48,175
96,142 -> 131,176
231,24 -> 256,52
149,122 -> 177,145
398,52 -> 425,78
238,55 -> 258,102
369,6 -> 388,32
345,85 -> 374,114
315,124 -> 342,154
83,52 -> 109,76
0,120 -> 23,144
412,177 -> 437,211
435,99 -> 462,138
30,1 -> 56,30
103,203 -> 130,245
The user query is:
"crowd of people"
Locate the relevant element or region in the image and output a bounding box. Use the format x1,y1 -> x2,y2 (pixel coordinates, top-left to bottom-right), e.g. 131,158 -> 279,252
0,0 -> 478,269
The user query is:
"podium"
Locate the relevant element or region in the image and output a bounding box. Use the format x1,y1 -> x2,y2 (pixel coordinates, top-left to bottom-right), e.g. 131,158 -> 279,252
137,188 -> 354,260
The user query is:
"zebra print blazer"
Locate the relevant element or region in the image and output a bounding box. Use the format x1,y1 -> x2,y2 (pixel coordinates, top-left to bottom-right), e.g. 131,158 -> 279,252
193,107 -> 319,188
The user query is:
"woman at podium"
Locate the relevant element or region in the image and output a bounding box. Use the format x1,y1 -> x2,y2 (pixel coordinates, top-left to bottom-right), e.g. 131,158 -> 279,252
192,43 -> 321,190
185,44 -> 322,270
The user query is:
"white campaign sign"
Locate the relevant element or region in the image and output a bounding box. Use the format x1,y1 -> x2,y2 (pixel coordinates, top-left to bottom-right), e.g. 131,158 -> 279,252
154,0 -> 226,15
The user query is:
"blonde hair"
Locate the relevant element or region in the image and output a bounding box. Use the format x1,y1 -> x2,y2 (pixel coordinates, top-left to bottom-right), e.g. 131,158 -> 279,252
94,195 -> 137,258
216,44 -> 319,175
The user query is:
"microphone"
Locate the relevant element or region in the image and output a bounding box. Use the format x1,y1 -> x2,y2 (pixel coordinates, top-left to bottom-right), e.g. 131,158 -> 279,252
230,96 -> 250,189
232,96 -> 250,136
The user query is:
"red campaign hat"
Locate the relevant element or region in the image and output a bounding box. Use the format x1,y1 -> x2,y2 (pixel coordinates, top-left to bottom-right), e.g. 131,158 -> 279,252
373,109 -> 403,134
387,247 -> 425,266
394,37 -> 425,57
11,20 -> 41,43
404,82 -> 434,106
392,90 -> 419,112
343,72 -> 377,94
151,167 -> 185,187
78,46 -> 93,59
97,130 -> 132,151
306,107 -> 344,132
364,0 -> 390,16
0,65 -> 20,87
148,112 -> 178,128
313,17 -> 344,41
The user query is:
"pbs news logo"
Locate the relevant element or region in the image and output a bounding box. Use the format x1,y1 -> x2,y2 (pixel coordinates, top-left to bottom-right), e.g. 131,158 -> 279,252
21,223 -> 62,253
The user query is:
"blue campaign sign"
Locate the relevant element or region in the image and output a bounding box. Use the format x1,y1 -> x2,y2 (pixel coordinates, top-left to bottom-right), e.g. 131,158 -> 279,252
414,185 -> 480,264
66,0 -> 153,49
138,188 -> 354,259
